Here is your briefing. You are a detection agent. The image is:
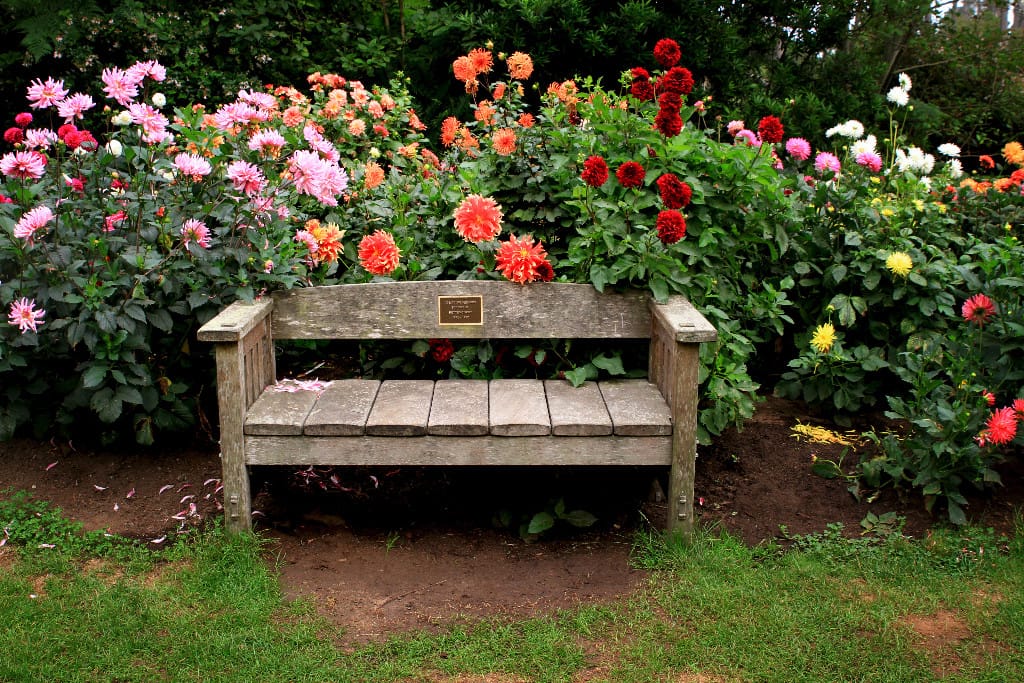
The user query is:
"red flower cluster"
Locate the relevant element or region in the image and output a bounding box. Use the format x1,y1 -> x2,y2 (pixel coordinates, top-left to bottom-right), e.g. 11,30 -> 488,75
656,210 -> 687,244
655,91 -> 683,138
57,124 -> 97,151
653,38 -> 682,68
656,173 -> 692,209
429,339 -> 455,363
962,293 -> 996,326
630,67 -> 654,102
581,155 -> 610,187
757,115 -> 785,144
616,161 -> 646,189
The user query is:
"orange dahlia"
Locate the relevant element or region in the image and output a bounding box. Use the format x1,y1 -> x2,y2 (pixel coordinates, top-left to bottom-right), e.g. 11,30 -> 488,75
452,55 -> 476,83
1003,141 -> 1024,166
358,230 -> 401,276
495,233 -> 551,284
363,161 -> 385,190
311,221 -> 344,263
468,48 -> 494,74
506,52 -> 534,80
440,116 -> 460,147
491,128 -> 516,156
453,194 -> 503,243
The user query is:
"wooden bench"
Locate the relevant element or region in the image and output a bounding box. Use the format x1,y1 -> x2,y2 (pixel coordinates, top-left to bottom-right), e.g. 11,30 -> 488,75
196,281 -> 717,535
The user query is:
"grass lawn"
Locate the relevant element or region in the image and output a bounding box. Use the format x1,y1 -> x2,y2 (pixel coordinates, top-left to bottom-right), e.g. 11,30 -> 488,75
0,493 -> 1021,682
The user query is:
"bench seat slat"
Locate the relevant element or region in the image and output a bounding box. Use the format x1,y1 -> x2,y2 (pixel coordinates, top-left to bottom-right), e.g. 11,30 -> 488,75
245,434 -> 672,466
428,380 -> 489,435
544,380 -> 613,436
244,388 -> 319,436
303,380 -> 380,436
489,380 -> 550,436
598,380 -> 673,436
365,380 -> 435,436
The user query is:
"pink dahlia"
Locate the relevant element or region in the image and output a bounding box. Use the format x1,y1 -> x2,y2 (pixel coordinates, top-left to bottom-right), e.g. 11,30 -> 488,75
814,152 -> 841,175
856,152 -> 883,172
0,150 -> 46,180
181,219 -> 211,249
8,298 -> 45,334
226,161 -> 267,196
26,77 -> 68,109
173,152 -> 212,180
13,205 -> 54,242
785,138 -> 811,160
56,93 -> 96,122
101,67 -> 140,106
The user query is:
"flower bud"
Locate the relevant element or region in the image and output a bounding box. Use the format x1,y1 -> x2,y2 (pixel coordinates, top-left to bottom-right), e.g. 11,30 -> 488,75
152,93 -> 166,107
106,140 -> 123,157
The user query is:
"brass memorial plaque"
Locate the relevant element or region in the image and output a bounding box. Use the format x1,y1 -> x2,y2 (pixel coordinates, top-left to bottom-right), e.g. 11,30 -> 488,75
438,295 -> 483,326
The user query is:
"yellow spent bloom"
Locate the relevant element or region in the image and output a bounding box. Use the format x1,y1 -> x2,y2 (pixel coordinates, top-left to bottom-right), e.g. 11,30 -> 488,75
810,322 -> 836,354
885,251 -> 913,277
881,208 -> 895,218
791,422 -> 858,446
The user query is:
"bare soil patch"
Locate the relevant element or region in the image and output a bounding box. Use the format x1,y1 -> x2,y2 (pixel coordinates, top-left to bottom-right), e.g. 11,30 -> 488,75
0,396 -> 1020,643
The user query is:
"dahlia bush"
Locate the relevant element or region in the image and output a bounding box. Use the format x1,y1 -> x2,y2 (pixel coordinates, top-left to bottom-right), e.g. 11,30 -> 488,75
0,63 -> 430,442
769,81 -> 1024,520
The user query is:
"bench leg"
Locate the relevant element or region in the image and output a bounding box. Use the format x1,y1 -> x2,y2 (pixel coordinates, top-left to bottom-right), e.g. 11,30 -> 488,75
222,454 -> 252,533
666,344 -> 699,540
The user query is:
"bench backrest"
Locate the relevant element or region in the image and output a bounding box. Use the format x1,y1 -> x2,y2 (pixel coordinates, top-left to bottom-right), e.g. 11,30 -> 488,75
269,281 -> 655,340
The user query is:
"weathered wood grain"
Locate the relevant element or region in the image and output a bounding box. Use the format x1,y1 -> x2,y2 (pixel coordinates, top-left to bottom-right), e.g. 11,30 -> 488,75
214,343 -> 251,532
304,380 -> 380,436
269,282 -> 653,340
489,380 -> 551,436
244,387 -> 319,436
649,296 -> 719,343
598,380 -> 673,436
365,380 -> 435,436
544,380 -> 613,436
196,298 -> 274,342
245,434 -> 672,466
428,380 -> 489,436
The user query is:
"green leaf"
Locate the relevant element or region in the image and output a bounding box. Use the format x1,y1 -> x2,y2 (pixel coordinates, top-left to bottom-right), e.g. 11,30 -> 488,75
526,511 -> 555,535
563,509 -> 598,528
563,366 -> 591,387
591,354 -> 625,375
81,365 -> 107,389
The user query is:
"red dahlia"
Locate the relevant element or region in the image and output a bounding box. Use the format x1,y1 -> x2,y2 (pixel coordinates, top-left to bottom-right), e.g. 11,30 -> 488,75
962,293 -> 996,327
656,173 -> 692,209
581,155 -> 609,187
757,115 -> 785,144
656,210 -> 687,244
657,66 -> 694,96
616,161 -> 646,188
653,38 -> 682,68
655,109 -> 682,137
631,79 -> 655,101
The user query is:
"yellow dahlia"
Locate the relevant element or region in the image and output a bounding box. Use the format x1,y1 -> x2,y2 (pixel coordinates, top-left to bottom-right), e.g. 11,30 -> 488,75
885,251 -> 913,277
810,323 -> 837,354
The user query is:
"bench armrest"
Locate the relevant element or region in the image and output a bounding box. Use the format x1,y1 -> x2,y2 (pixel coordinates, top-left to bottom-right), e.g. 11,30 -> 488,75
197,299 -> 274,343
649,295 -> 718,344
